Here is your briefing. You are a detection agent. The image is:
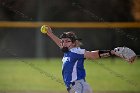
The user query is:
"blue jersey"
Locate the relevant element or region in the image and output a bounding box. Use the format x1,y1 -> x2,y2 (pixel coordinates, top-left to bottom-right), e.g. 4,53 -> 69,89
62,47 -> 86,88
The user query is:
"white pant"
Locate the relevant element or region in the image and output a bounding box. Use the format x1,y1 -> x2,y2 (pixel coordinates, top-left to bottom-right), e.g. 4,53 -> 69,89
69,79 -> 93,93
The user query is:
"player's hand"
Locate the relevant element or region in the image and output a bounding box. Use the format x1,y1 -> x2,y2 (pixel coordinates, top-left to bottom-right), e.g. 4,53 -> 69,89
113,47 -> 136,63
40,25 -> 53,36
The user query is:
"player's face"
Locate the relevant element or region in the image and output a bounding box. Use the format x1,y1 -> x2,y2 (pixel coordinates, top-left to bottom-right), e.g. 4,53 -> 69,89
60,38 -> 74,49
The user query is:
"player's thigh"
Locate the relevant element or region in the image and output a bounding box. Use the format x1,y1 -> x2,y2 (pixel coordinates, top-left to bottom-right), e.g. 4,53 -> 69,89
71,81 -> 92,93
83,82 -> 93,93
70,82 -> 83,93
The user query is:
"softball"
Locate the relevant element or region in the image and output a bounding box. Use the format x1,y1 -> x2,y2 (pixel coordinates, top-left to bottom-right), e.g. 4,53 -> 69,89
40,25 -> 48,34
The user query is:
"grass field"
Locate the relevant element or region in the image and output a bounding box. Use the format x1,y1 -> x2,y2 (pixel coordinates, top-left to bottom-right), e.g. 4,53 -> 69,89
0,58 -> 140,92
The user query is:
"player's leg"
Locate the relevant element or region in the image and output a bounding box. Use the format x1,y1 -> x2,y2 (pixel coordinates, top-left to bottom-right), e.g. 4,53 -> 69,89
83,82 -> 93,93
70,79 -> 93,93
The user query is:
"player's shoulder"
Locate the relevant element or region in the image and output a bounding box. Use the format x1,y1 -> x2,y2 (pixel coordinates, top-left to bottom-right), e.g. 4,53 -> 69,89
70,47 -> 85,54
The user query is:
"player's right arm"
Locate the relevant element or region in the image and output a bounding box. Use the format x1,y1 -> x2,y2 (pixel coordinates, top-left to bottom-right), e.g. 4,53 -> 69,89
41,25 -> 61,48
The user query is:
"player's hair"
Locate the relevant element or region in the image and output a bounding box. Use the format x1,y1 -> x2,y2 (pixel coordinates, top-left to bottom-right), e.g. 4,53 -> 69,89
75,40 -> 82,47
60,32 -> 82,47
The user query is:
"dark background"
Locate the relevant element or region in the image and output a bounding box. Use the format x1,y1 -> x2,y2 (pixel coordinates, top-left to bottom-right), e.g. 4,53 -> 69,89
0,0 -> 134,21
0,0 -> 139,58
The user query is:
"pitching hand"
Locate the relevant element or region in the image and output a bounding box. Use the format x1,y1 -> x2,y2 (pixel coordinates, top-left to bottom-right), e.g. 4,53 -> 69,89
40,25 -> 53,36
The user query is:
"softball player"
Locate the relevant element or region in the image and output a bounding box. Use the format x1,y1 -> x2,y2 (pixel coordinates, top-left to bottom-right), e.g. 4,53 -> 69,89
40,26 -> 121,93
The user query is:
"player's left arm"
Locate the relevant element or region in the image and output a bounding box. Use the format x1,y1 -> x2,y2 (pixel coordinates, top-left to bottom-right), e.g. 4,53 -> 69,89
84,50 -> 114,60
84,47 -> 136,63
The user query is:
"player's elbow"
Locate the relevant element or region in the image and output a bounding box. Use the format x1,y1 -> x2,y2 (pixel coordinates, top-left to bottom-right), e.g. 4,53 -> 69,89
84,51 -> 100,60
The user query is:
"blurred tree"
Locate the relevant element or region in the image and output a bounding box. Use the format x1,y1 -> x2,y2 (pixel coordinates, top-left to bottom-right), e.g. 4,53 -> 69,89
0,0 -> 134,21
74,0 -> 134,21
132,0 -> 140,21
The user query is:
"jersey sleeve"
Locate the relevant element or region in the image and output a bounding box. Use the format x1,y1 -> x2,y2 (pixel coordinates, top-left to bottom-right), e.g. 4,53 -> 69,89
70,48 -> 85,59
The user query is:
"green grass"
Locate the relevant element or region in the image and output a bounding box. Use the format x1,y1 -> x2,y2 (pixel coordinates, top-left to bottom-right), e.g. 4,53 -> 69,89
0,58 -> 140,92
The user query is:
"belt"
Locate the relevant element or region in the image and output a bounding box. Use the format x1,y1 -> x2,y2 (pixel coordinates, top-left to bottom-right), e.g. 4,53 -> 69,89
67,82 -> 75,92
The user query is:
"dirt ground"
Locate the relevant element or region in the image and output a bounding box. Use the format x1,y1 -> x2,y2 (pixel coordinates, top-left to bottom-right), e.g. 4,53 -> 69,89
0,91 -> 139,93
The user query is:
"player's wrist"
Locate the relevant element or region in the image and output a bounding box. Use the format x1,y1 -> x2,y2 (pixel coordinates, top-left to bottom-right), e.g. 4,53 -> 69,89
110,50 -> 115,55
98,50 -> 113,58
